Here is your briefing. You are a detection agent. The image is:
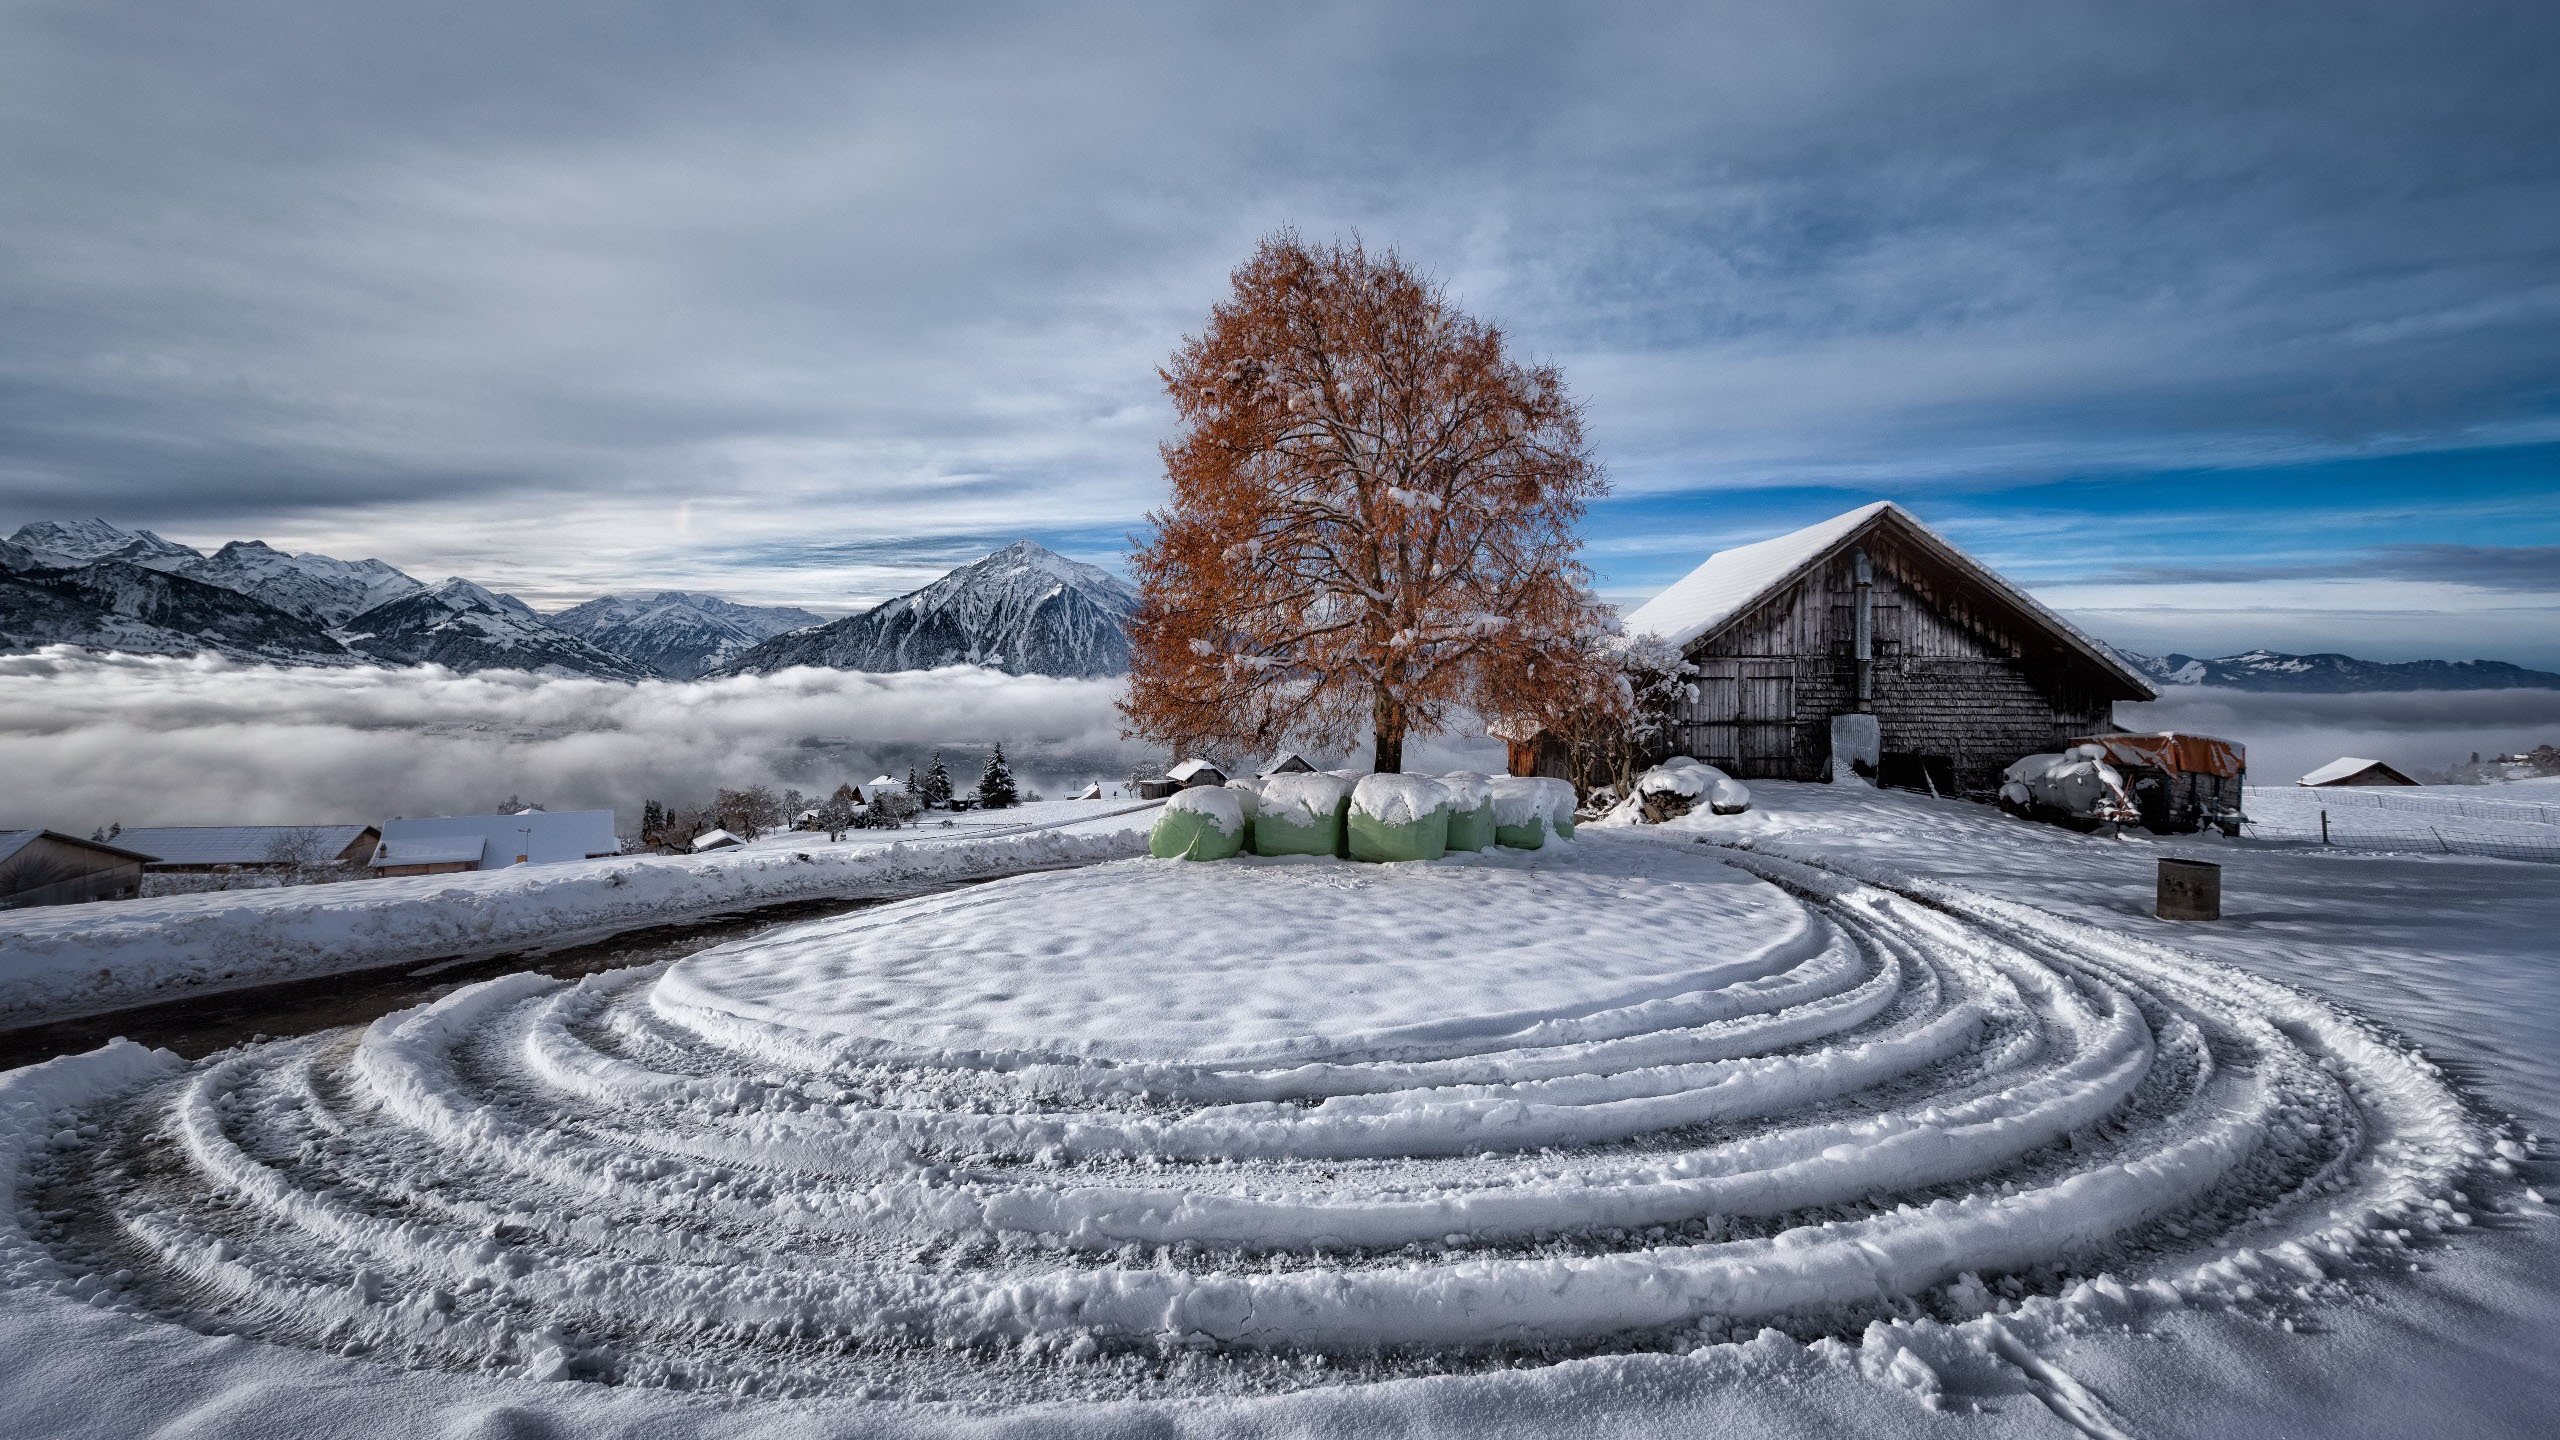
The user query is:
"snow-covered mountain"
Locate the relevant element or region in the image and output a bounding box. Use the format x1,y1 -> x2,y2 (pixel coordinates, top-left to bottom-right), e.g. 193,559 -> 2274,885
713,540 -> 1138,679
7,518 -> 202,569
2115,647 -> 2560,692
171,539 -> 424,626
336,577 -> 646,680
546,591 -> 823,680
0,557 -> 359,666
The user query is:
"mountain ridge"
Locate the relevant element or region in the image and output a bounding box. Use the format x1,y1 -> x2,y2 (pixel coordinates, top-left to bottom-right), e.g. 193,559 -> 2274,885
712,540 -> 1138,679
2113,646 -> 2560,693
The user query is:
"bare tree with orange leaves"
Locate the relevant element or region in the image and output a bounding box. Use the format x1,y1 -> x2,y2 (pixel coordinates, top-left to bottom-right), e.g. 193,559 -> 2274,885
1122,231 -> 1623,773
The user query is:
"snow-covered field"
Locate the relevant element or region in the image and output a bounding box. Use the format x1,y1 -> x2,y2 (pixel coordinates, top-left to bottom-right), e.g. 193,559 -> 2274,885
1,787 -> 2548,1437
0,799 -> 1157,1028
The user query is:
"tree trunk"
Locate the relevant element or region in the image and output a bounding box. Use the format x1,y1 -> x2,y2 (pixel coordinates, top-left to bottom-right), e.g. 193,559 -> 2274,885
1370,688 -> 1406,773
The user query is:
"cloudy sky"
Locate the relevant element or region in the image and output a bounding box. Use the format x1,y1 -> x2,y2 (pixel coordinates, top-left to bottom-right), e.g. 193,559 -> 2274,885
4,3 -> 2556,661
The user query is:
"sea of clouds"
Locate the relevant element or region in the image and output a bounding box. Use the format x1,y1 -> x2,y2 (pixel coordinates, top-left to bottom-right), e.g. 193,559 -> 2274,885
2,651 -> 1509,834
11,652 -> 2553,836
2121,687 -> 2560,786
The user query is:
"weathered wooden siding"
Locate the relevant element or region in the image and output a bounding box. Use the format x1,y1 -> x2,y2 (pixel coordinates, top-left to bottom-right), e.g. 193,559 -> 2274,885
0,835 -> 144,909
1667,532 -> 2117,792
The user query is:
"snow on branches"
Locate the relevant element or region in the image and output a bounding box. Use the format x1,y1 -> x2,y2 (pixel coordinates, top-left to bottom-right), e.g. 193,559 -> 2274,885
1121,231 -> 1620,771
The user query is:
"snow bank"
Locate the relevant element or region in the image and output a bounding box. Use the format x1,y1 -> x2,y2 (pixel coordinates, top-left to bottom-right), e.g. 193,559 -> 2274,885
0,819 -> 1147,1029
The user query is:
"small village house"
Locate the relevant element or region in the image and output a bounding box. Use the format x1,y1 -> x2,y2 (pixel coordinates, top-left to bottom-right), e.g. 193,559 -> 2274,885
114,824 -> 380,873
1605,502 -> 2157,795
369,810 -> 621,876
2298,757 -> 2420,788
1259,752 -> 1317,777
0,830 -> 150,909
689,829 -> 743,852
1140,758 -> 1229,799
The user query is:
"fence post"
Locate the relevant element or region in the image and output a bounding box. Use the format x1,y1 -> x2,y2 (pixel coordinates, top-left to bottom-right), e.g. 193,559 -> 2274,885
2320,810 -> 2329,845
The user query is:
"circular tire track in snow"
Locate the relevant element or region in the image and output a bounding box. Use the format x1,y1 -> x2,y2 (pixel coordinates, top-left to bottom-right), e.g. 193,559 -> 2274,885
7,843 -> 2509,1406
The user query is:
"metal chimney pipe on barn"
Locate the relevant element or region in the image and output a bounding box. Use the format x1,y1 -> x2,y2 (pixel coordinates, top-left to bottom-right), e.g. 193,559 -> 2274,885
1852,547 -> 1874,711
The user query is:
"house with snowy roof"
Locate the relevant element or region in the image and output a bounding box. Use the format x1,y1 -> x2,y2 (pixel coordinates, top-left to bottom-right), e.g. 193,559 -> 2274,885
115,824 -> 380,872
0,829 -> 150,909
2298,757 -> 2418,788
1607,502 -> 2156,795
369,809 -> 621,876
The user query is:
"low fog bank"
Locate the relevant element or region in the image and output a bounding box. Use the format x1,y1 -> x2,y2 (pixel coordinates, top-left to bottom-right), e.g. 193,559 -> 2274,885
3,653 -> 1151,833
2121,687 -> 2560,785
0,652 -> 1507,834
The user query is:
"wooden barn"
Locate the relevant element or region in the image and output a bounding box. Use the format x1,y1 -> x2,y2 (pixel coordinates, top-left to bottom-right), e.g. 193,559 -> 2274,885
0,829 -> 149,909
2297,757 -> 2419,788
1618,502 -> 2156,795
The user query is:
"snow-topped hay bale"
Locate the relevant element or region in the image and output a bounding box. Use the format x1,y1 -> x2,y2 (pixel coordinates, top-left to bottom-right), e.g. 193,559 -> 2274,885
1438,771 -> 1497,852
1634,757 -> 1752,823
1486,775 -> 1549,850
1348,774 -> 1450,863
1533,776 -> 1579,838
1252,772 -> 1354,857
1149,785 -> 1247,861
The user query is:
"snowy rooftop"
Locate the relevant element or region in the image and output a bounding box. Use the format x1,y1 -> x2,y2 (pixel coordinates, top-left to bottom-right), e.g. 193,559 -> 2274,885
690,829 -> 743,851
1620,502 -> 1895,650
1167,758 -> 1224,781
2298,756 -> 2399,786
114,824 -> 375,867
0,829 -> 154,865
1618,501 -> 2149,695
371,809 -> 619,869
372,836 -> 487,866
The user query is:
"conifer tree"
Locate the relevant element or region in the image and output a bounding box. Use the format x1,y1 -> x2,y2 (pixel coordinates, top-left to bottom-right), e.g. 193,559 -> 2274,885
977,743 -> 1019,809
923,753 -> 954,809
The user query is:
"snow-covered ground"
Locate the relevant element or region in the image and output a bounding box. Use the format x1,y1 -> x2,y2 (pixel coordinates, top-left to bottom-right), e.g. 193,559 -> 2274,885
0,800 -> 1157,1029
0,787 -> 2547,1437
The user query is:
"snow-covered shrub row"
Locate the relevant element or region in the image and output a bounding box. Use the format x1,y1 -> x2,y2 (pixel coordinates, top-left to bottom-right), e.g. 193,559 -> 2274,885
0,823 -> 1145,1027
0,837 -> 2511,1427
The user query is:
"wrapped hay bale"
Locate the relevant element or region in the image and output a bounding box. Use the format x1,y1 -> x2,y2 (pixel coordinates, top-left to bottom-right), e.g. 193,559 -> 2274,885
1438,771 -> 1497,852
1149,785 -> 1247,861
1253,772 -> 1355,857
1348,774 -> 1450,863
1533,776 -> 1579,838
1486,775 -> 1549,850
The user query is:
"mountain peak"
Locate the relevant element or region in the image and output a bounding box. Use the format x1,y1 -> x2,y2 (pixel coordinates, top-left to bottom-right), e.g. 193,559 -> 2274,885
712,541 -> 1136,679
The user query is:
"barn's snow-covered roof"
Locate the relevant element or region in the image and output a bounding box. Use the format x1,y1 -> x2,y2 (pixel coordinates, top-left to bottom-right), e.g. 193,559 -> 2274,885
1621,502 -> 1895,651
373,836 -> 488,867
1618,502 -> 2151,697
1167,758 -> 1224,781
115,824 -> 374,867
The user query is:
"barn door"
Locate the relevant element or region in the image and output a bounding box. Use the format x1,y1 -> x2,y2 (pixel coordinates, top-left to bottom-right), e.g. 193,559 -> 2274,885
1735,660 -> 1797,773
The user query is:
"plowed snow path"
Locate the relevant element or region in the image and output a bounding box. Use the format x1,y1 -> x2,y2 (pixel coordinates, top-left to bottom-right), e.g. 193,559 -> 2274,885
1,839 -> 2512,1423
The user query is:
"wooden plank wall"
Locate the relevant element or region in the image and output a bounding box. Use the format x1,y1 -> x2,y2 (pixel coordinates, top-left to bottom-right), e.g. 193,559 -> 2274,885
1670,533 -> 2117,792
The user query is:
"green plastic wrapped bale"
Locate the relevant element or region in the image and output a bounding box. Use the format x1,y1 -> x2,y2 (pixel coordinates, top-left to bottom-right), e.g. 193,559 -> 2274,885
1149,787 -> 1246,861
1252,773 -> 1353,857
1347,774 -> 1450,863
1488,776 -> 1549,850
1535,777 -> 1579,839
1438,772 -> 1497,852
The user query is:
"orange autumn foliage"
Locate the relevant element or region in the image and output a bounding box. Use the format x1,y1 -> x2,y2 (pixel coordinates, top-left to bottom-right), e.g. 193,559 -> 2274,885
1122,232 -> 1624,773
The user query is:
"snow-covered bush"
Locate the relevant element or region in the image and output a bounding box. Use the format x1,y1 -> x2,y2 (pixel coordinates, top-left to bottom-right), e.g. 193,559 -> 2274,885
1348,774 -> 1449,862
1149,785 -> 1247,861
1254,772 -> 1354,857
1438,771 -> 1496,851
1633,757 -> 1751,821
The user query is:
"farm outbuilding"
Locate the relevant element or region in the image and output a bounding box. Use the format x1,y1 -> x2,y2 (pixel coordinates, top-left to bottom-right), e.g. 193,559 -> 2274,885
0,829 -> 150,909
370,810 -> 621,876
2298,757 -> 2419,788
1617,503 -> 2156,795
